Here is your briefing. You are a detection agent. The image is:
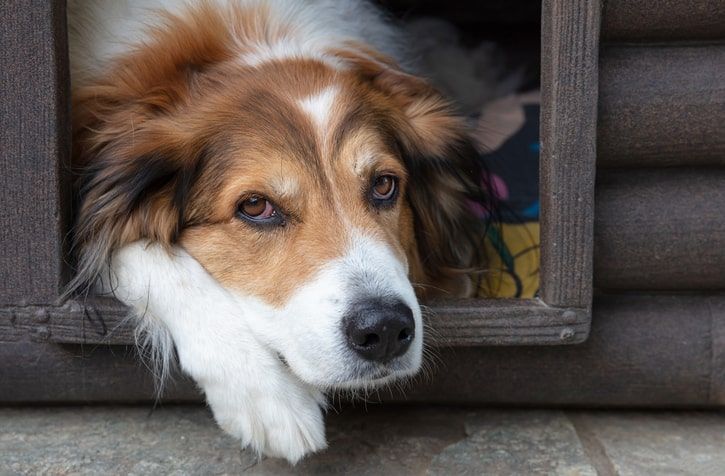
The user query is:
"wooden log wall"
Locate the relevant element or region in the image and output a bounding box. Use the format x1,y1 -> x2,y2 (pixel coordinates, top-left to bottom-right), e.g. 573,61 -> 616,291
594,169 -> 725,290
594,1 -> 725,293
598,45 -> 725,167
4,294 -> 725,407
601,0 -> 725,41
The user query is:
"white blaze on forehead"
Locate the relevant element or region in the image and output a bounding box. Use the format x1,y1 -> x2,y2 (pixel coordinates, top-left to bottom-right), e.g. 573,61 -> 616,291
298,86 -> 338,133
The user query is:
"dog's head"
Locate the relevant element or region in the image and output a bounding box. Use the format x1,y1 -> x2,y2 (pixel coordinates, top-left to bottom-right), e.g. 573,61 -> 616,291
70,7 -> 491,389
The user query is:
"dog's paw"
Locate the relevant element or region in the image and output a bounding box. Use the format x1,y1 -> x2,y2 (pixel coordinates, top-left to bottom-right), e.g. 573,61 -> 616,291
206,379 -> 327,464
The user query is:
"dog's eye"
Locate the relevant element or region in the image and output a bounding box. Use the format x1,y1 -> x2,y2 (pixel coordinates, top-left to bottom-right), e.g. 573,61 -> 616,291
237,195 -> 284,226
371,174 -> 398,206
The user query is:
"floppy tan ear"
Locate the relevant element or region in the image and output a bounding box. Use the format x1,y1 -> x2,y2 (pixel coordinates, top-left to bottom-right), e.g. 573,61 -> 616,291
69,120 -> 208,297
67,7 -> 233,297
334,45 -> 496,297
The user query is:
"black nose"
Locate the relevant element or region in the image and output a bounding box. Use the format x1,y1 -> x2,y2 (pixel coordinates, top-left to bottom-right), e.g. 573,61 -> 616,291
344,300 -> 415,363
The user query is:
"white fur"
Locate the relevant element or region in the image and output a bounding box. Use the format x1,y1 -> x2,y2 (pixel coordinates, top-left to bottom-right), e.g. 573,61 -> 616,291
106,232 -> 421,462
68,0 -> 406,87
107,242 -> 328,463
298,86 -> 338,135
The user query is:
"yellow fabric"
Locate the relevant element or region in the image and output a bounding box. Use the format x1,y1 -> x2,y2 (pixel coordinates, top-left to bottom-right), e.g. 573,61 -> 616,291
479,222 -> 540,299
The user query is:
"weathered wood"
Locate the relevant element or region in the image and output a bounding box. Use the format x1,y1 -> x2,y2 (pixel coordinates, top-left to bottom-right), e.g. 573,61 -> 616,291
539,0 -> 600,308
594,169 -> 725,290
0,298 -> 589,347
602,0 -> 725,41
0,342 -> 200,403
598,45 -> 725,168
426,299 -> 588,345
0,0 -> 70,305
407,293 -> 725,407
0,298 -> 133,344
3,293 -> 725,406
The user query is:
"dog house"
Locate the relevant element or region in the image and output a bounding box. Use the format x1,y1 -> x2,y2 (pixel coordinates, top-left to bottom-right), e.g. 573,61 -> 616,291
1,0 -> 724,406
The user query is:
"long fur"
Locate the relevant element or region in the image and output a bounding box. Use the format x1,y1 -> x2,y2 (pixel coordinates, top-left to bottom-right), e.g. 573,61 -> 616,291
67,0 -> 495,463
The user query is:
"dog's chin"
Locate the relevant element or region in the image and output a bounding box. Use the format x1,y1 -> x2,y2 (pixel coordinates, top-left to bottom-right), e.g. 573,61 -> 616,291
281,354 -> 421,392
330,368 -> 415,391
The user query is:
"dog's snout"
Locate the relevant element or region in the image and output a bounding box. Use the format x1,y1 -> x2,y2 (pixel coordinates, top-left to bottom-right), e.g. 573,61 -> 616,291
344,300 -> 415,363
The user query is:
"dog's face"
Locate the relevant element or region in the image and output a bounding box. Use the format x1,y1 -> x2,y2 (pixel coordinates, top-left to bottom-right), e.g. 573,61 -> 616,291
71,20 -> 488,389
177,61 -> 426,387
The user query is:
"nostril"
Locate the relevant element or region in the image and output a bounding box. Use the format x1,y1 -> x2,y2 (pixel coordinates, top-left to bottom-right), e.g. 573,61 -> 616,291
361,333 -> 380,348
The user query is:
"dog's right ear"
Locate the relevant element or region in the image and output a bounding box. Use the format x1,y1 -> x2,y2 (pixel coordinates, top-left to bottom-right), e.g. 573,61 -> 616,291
69,131 -> 209,297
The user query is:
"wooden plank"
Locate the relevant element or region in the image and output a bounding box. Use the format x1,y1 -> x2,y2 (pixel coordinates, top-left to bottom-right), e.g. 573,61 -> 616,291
0,0 -> 70,305
0,297 -> 133,344
427,299 -> 589,345
539,0 -> 601,308
3,293 -> 724,406
602,0 -> 725,41
407,293 -> 725,406
0,298 -> 589,347
711,295 -> 725,404
0,342 -> 200,403
594,169 -> 725,290
598,45 -> 725,168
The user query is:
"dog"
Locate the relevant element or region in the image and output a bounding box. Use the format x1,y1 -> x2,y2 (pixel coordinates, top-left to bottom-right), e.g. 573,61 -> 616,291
67,0 -> 492,463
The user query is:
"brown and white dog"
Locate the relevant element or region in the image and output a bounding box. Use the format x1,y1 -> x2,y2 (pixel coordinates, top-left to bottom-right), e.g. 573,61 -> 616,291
68,0 -> 491,463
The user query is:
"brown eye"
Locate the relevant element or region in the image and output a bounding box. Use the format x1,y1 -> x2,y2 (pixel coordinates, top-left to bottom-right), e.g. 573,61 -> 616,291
237,195 -> 284,226
372,174 -> 397,202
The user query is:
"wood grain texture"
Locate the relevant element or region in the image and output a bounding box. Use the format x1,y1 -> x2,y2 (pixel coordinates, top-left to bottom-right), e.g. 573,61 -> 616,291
407,293 -> 725,406
0,342 -> 200,403
594,169 -> 725,290
3,293 -> 724,406
0,298 -> 589,347
0,0 -> 70,305
711,296 -> 725,404
540,0 -> 601,308
0,297 -> 133,344
426,299 -> 589,345
602,0 -> 725,41
598,45 -> 725,168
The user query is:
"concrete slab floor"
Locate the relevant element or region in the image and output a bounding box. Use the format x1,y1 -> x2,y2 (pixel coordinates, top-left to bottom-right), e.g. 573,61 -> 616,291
1,405 -> 724,475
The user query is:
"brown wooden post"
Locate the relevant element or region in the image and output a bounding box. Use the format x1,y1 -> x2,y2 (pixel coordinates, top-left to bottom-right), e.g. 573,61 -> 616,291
0,0 -> 71,306
539,0 -> 601,310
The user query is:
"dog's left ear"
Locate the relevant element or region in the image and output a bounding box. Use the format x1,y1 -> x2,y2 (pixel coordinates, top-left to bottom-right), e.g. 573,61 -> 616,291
335,46 -> 494,297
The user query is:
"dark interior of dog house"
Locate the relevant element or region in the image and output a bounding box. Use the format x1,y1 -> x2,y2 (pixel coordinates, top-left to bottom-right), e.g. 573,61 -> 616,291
381,0 -> 544,300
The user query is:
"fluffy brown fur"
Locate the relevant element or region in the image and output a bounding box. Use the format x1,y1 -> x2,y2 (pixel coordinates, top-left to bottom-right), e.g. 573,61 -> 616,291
68,3 -> 493,301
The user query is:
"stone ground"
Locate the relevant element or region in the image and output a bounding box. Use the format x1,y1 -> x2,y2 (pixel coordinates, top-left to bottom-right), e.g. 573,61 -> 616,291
2,405 -> 725,475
